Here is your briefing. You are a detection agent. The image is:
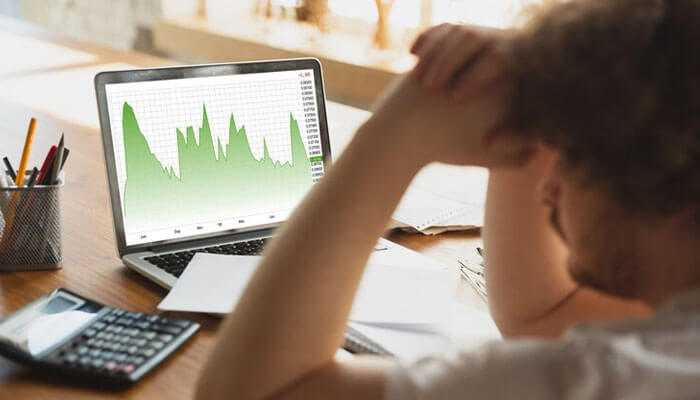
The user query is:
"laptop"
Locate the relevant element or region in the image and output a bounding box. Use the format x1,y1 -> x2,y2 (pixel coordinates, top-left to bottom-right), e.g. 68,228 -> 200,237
94,59 -> 332,289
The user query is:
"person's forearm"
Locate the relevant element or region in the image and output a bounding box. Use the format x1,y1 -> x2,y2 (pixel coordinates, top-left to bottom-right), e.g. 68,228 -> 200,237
483,151 -> 650,338
482,152 -> 573,334
195,119 -> 424,400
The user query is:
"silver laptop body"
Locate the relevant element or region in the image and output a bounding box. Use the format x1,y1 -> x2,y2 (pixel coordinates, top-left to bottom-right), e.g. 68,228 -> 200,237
95,59 -> 331,289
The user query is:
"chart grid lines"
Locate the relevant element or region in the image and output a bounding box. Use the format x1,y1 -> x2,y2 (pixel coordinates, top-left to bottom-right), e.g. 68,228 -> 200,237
104,69 -> 323,245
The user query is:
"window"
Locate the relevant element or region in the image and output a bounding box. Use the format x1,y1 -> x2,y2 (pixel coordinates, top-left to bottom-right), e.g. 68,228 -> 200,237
328,0 -> 545,29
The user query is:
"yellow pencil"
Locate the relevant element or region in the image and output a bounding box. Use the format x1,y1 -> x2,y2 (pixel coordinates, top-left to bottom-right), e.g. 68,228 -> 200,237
15,117 -> 37,186
0,118 -> 37,252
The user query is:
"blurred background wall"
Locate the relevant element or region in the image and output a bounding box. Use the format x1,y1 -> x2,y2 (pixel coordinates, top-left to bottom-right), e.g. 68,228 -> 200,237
0,0 -> 543,107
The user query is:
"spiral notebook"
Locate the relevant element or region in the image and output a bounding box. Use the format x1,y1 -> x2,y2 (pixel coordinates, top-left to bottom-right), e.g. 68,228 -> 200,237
391,164 -> 489,235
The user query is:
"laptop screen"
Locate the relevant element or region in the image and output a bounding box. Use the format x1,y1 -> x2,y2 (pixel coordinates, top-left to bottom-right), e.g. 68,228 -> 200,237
103,68 -> 326,246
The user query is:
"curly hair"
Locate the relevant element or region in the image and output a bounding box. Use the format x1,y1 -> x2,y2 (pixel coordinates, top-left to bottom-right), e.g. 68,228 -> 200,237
505,0 -> 700,213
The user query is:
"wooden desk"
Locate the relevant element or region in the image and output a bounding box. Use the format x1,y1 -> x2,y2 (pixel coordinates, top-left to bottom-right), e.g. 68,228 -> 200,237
0,16 -> 485,399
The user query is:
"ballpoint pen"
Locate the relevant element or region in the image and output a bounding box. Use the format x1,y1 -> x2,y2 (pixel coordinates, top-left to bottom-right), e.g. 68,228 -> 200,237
49,134 -> 65,185
36,145 -> 57,185
2,157 -> 16,182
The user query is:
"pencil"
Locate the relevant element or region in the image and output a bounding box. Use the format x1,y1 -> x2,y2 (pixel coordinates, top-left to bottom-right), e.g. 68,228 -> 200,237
15,117 -> 37,187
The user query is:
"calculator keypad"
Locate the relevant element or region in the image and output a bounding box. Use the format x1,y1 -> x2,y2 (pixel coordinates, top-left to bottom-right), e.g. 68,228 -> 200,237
52,309 -> 195,378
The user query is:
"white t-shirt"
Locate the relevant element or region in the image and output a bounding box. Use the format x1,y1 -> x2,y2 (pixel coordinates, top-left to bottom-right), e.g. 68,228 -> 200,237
387,290 -> 700,399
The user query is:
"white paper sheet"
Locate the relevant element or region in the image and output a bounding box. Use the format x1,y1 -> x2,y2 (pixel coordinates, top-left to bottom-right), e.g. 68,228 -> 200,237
446,303 -> 501,347
158,241 -> 453,326
370,238 -> 447,272
158,254 -> 259,314
348,304 -> 501,361
348,322 -> 454,362
351,264 -> 452,325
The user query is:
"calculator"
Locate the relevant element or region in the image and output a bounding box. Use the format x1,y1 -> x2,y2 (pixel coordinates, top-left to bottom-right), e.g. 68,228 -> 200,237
0,288 -> 200,388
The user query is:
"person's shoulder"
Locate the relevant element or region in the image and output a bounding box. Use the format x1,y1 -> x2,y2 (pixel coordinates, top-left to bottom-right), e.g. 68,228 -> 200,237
386,338 -> 597,400
386,316 -> 700,400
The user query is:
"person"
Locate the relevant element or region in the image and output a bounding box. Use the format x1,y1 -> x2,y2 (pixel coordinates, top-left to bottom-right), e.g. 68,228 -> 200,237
195,0 -> 700,398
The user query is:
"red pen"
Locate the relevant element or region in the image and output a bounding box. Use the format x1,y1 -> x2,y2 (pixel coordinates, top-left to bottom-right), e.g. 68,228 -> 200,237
36,145 -> 57,185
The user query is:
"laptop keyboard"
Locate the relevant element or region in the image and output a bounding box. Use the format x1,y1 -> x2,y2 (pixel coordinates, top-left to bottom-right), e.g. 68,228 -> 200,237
143,238 -> 268,278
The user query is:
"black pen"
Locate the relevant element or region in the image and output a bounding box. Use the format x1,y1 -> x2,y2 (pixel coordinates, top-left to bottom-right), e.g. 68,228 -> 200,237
26,167 -> 39,187
2,157 -> 16,181
60,147 -> 70,170
49,134 -> 65,184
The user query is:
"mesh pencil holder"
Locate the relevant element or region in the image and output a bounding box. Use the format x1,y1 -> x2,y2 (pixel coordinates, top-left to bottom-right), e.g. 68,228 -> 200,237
0,177 -> 63,271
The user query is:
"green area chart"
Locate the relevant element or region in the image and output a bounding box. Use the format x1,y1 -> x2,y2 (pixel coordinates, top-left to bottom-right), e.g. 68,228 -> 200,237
121,102 -> 316,233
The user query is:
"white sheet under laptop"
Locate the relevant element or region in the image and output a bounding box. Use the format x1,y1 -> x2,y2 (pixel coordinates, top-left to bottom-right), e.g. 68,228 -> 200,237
158,238 -> 452,327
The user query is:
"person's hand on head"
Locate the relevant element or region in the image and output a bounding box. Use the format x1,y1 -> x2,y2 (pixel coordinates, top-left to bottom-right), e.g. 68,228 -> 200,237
366,71 -> 533,168
411,23 -> 506,100
365,24 -> 534,168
